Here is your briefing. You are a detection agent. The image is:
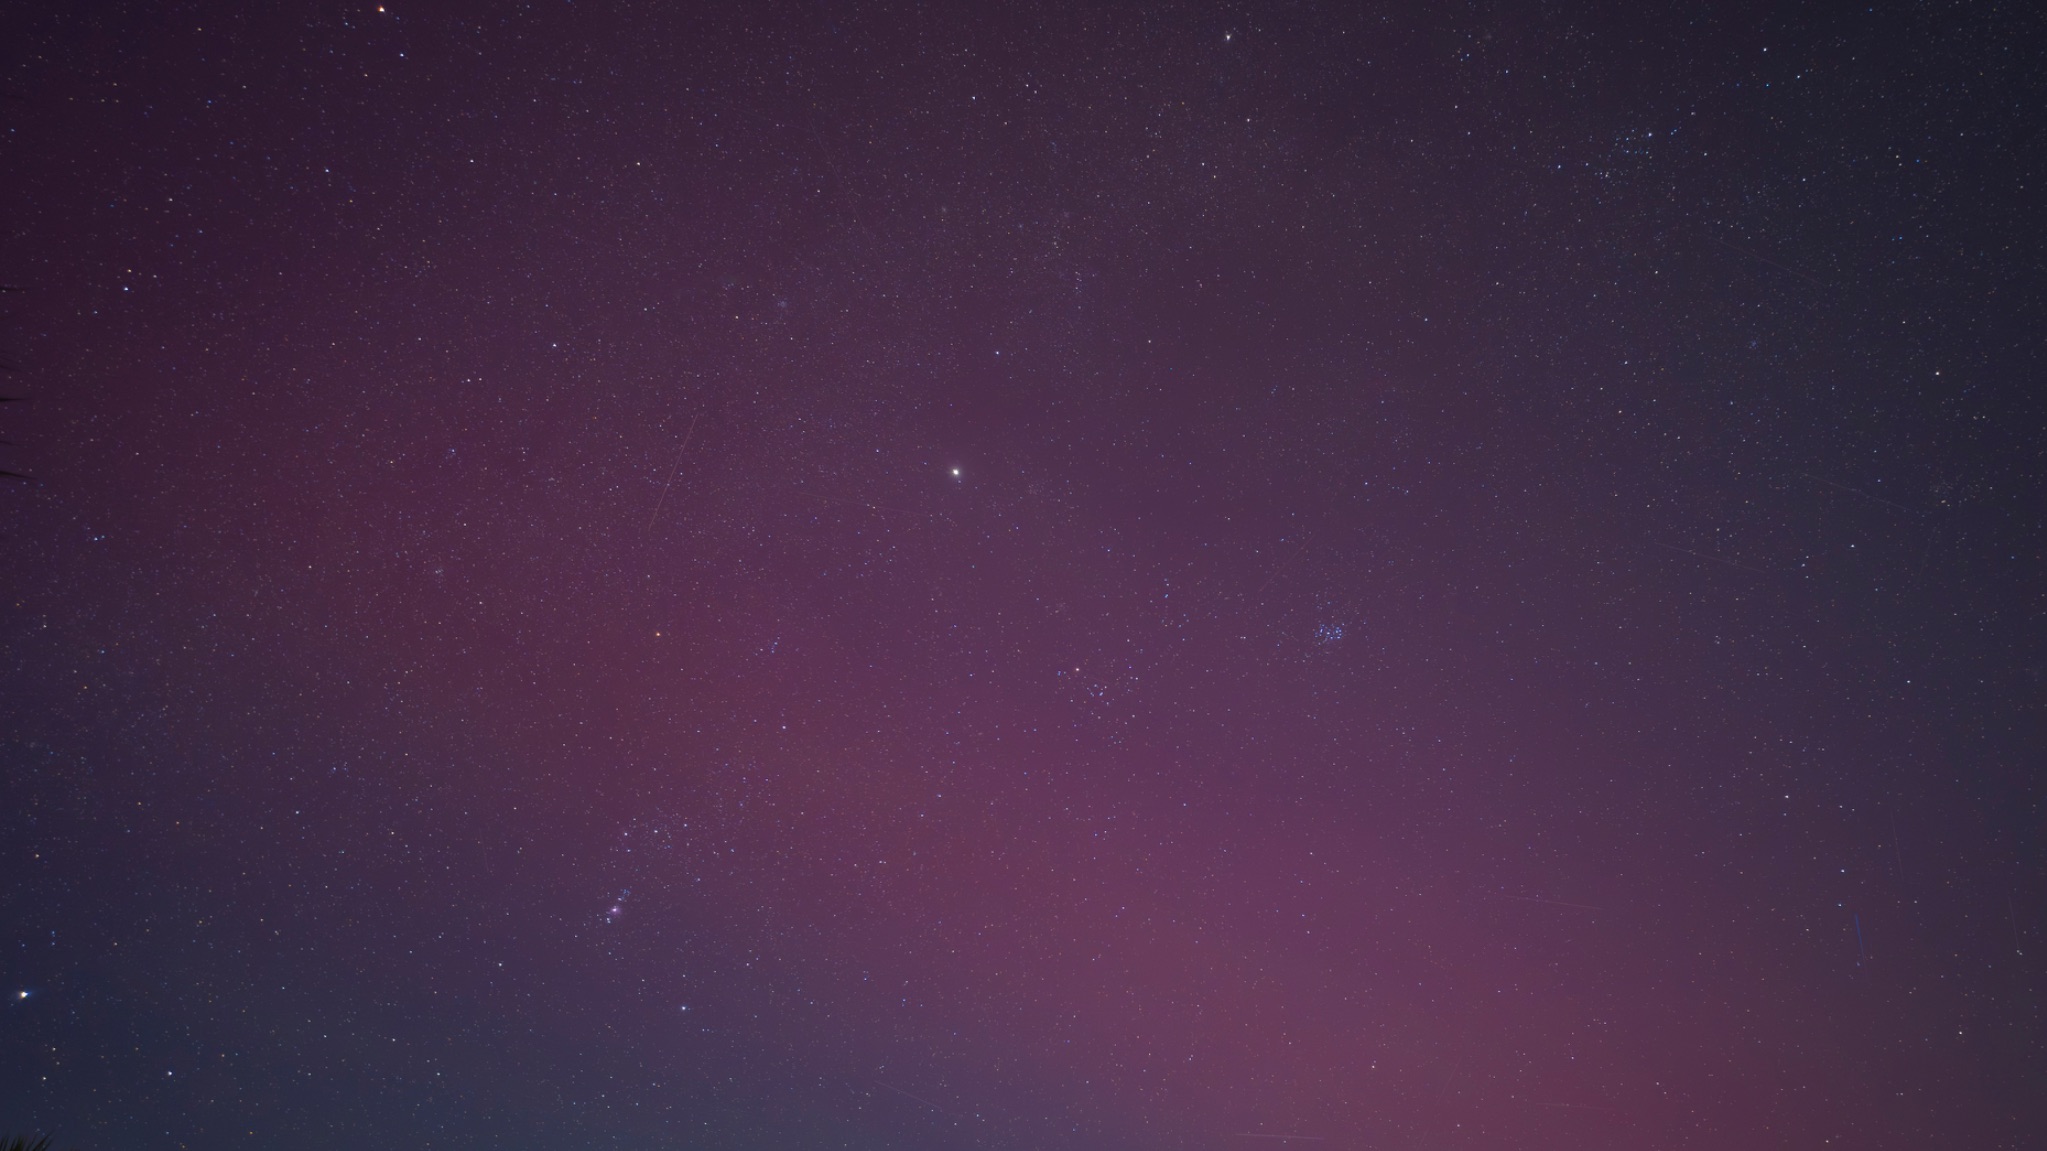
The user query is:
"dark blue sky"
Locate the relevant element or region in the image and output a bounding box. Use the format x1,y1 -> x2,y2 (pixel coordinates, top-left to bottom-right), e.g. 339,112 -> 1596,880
3,3 -> 2043,1148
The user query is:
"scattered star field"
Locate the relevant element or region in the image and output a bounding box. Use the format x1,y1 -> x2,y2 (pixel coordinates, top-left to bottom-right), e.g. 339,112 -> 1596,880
2,4 -> 2044,1149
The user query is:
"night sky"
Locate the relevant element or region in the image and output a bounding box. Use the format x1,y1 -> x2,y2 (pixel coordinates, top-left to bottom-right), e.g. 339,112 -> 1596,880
3,3 -> 2045,1148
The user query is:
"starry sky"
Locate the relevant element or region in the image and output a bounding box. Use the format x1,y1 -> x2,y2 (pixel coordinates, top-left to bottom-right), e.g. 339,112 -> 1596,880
2,3 -> 2044,1148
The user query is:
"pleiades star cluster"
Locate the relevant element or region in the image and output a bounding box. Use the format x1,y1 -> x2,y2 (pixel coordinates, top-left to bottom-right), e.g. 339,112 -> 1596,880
2,4 -> 2043,1149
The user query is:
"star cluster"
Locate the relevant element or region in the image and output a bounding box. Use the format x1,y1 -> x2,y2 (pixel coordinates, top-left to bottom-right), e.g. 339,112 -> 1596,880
2,4 -> 2043,1149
